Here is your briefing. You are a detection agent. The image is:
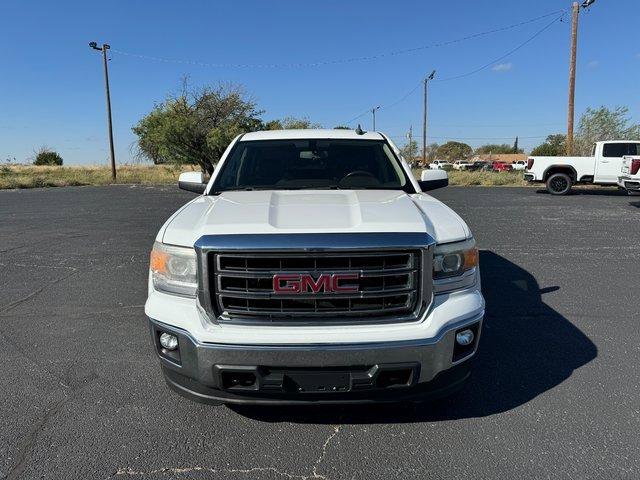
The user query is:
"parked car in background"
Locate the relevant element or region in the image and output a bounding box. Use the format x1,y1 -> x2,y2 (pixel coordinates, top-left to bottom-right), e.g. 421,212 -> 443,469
492,161 -> 512,172
452,160 -> 474,171
429,160 -> 452,170
511,160 -> 527,171
617,155 -> 640,196
468,161 -> 490,171
525,140 -> 640,195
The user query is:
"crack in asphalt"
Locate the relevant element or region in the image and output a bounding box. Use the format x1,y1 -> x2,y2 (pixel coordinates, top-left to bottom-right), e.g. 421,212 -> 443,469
113,424 -> 343,479
4,373 -> 99,480
311,424 -> 341,479
0,269 -> 78,315
0,269 -> 80,378
114,466 -> 310,479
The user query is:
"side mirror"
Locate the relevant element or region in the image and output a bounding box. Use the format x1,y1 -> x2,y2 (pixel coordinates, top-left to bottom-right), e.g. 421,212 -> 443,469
178,172 -> 207,194
418,169 -> 448,191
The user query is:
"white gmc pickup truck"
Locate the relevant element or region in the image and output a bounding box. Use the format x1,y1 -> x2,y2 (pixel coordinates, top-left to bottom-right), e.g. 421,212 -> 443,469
524,140 -> 640,195
145,129 -> 484,405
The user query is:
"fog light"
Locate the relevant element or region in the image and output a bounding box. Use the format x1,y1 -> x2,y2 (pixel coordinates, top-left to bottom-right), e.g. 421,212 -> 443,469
456,329 -> 474,346
159,332 -> 178,350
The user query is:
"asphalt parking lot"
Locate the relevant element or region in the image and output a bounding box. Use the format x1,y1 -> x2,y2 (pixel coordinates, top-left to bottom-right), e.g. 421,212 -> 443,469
1,184 -> 639,479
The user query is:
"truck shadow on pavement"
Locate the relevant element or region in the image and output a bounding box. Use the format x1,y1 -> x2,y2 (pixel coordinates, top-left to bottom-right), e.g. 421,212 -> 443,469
535,188 -> 627,196
229,251 -> 597,424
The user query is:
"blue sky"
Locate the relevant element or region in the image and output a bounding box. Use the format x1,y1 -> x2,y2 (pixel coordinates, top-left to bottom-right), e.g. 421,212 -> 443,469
1,0 -> 639,165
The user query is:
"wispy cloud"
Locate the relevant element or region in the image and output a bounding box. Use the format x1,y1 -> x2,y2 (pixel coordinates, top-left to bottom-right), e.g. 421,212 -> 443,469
587,60 -> 599,69
492,63 -> 512,72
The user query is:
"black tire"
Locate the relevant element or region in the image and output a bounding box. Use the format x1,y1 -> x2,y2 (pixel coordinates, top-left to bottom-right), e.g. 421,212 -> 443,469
546,172 -> 572,195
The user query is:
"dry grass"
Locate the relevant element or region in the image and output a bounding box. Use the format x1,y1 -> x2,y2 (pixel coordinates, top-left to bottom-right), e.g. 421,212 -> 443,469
0,164 -> 198,189
446,170 -> 528,187
0,164 -> 528,190
414,169 -> 527,187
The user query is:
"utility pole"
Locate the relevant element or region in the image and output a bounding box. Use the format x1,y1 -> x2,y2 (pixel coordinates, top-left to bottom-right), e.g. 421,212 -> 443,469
371,105 -> 380,131
566,2 -> 579,156
422,70 -> 436,164
89,42 -> 116,181
407,125 -> 413,164
566,0 -> 596,156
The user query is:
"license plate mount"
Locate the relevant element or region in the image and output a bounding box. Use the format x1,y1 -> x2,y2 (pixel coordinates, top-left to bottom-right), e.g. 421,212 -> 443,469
283,371 -> 351,393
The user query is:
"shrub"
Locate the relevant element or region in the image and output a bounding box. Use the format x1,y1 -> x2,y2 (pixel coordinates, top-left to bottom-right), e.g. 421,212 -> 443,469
33,147 -> 63,166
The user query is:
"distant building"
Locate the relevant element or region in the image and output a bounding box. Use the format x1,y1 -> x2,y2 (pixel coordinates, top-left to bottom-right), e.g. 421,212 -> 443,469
471,153 -> 527,164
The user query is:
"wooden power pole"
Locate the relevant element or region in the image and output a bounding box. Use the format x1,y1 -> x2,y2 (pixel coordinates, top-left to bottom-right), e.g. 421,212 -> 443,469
566,2 -> 580,156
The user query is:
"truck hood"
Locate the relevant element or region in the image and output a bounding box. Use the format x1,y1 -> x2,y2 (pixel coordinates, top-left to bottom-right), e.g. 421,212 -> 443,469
160,190 -> 471,246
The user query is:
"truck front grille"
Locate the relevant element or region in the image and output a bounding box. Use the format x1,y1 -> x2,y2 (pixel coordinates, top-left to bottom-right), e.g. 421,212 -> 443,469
208,251 -> 421,323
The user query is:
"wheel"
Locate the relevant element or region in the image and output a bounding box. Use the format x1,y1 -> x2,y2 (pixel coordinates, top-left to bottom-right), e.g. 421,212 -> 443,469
546,172 -> 572,195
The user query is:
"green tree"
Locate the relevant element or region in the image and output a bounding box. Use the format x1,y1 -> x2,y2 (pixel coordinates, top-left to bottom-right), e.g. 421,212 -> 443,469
400,140 -> 419,163
132,82 -> 263,174
436,141 -> 472,161
475,143 -> 521,155
425,142 -> 439,163
33,146 -> 63,166
264,116 -> 322,130
575,106 -> 640,155
530,134 -> 566,156
333,125 -> 351,130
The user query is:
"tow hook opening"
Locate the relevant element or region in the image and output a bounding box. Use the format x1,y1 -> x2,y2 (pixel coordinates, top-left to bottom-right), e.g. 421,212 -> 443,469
216,367 -> 260,391
375,368 -> 414,389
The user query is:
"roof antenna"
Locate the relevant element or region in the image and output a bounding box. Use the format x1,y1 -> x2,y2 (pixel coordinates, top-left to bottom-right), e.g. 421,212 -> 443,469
355,124 -> 366,135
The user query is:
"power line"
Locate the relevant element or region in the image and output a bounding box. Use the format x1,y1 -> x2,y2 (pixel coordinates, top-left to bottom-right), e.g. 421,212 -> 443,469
387,134 -> 548,140
110,9 -> 566,70
343,109 -> 371,126
436,14 -> 564,82
382,122 -> 565,128
342,12 -> 565,126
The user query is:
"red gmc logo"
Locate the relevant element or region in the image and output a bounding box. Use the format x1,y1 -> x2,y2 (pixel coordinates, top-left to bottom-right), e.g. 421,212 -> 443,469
273,273 -> 359,294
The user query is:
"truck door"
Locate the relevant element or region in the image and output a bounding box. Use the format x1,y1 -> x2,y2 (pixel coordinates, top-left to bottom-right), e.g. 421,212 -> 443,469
595,143 -> 640,183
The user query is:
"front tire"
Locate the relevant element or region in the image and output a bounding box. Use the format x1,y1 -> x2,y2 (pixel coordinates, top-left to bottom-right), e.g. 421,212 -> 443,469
546,172 -> 572,195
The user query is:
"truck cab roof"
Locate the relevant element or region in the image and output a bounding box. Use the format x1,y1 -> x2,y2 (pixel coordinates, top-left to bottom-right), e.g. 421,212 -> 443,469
240,129 -> 385,142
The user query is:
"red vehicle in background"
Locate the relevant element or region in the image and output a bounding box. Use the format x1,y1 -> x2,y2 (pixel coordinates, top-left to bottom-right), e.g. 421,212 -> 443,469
492,161 -> 512,172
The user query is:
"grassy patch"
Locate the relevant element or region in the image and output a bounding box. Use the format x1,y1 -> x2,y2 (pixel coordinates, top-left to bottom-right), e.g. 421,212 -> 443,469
0,164 -> 528,190
447,170 -> 527,186
414,169 -> 527,187
0,164 -> 197,189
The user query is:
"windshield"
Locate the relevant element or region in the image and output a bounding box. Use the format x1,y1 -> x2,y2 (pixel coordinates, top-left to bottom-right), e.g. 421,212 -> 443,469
212,139 -> 410,193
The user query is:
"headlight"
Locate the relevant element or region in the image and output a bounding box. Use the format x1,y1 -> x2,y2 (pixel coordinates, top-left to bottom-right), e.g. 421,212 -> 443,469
150,242 -> 197,297
433,238 -> 478,294
433,238 -> 478,279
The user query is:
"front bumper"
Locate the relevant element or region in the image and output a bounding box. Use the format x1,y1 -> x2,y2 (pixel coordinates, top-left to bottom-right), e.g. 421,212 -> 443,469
149,314 -> 482,405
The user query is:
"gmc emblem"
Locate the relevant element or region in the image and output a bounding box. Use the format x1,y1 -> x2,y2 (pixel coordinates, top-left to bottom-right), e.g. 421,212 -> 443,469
273,273 -> 359,294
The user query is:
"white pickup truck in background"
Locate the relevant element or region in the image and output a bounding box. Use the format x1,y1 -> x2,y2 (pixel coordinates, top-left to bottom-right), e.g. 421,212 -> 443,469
618,155 -> 640,195
524,140 -> 640,195
429,160 -> 452,170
